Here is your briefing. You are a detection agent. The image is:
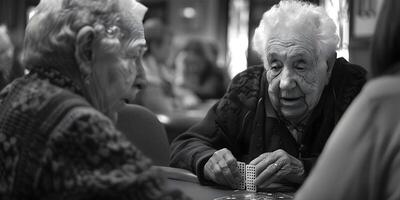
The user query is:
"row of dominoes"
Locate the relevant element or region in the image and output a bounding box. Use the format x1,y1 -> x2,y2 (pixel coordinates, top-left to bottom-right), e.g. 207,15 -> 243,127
237,161 -> 256,192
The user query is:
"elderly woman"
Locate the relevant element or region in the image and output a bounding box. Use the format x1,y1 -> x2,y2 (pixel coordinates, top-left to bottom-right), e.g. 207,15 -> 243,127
0,0 -> 188,199
170,0 -> 367,191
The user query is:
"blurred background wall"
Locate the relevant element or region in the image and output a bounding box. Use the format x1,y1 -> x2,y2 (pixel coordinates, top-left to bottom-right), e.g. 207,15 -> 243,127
0,0 -> 380,78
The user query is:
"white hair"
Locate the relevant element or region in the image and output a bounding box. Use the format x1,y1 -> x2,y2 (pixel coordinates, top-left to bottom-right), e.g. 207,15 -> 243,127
252,0 -> 339,62
22,0 -> 146,70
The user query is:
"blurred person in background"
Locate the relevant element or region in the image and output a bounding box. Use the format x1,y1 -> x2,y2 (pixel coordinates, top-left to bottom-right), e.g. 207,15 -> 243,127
0,25 -> 14,90
134,18 -> 177,115
295,0 -> 400,199
175,39 -> 229,101
0,0 -> 189,199
170,0 -> 366,191
8,45 -> 26,84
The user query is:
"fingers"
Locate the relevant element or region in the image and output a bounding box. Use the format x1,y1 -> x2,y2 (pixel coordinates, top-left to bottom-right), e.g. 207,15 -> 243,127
223,151 -> 242,184
209,159 -> 231,185
249,152 -> 270,165
203,148 -> 240,188
255,158 -> 285,185
253,149 -> 288,186
258,167 -> 284,188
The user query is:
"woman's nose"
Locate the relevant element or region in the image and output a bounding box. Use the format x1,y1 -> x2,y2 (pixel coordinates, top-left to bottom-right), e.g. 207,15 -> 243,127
133,62 -> 147,89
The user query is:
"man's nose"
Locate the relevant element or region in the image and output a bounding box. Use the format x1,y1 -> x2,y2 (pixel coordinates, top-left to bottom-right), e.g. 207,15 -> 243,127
279,67 -> 296,90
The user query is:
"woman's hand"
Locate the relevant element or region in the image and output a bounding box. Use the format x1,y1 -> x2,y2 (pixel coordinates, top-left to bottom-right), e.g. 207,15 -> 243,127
249,149 -> 305,189
203,148 -> 242,189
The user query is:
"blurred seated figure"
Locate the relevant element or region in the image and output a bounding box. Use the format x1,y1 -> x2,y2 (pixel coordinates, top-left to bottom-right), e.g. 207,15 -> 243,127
0,25 -> 14,90
295,0 -> 400,199
0,0 -> 189,199
175,39 -> 229,101
170,0 -> 367,191
134,18 -> 177,115
9,45 -> 26,84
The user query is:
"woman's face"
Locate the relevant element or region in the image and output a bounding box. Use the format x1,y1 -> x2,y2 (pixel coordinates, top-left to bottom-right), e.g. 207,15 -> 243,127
88,26 -> 146,122
265,32 -> 330,123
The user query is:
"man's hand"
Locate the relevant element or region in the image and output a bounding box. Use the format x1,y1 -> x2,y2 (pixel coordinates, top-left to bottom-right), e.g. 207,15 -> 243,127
203,148 -> 242,189
249,149 -> 305,189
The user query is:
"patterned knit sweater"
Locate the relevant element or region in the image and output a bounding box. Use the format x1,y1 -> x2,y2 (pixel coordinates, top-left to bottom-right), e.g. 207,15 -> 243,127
0,67 -> 189,200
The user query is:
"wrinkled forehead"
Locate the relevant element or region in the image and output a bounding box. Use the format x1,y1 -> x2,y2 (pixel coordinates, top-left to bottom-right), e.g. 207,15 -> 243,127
120,17 -> 145,41
118,0 -> 146,39
267,30 -> 317,56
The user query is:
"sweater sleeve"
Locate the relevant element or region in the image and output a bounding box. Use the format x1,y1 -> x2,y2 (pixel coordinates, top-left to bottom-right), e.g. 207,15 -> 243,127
169,67 -> 263,185
35,107 -> 189,200
169,98 -> 243,185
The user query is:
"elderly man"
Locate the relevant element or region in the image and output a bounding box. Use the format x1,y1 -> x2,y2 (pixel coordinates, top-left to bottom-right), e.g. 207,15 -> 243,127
170,0 -> 367,191
0,0 -> 188,199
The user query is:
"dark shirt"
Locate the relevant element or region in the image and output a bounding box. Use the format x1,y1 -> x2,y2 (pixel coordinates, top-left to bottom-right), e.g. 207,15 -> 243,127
170,58 -> 367,188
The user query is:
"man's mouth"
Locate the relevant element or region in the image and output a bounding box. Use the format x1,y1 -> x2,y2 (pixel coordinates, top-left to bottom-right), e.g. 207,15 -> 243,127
280,96 -> 302,106
281,97 -> 301,101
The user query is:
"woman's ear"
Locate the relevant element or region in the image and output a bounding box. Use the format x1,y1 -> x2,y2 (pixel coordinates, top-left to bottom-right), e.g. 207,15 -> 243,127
75,26 -> 95,78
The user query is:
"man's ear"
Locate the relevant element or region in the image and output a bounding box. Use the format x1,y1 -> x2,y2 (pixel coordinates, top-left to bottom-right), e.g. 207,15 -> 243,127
325,52 -> 337,84
75,26 -> 95,78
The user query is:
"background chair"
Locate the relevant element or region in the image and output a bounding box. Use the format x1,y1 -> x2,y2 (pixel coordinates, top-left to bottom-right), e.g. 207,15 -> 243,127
116,104 -> 170,166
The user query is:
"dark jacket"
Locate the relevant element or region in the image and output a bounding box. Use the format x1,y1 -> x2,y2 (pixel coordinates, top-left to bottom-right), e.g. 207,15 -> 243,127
170,58 -> 367,187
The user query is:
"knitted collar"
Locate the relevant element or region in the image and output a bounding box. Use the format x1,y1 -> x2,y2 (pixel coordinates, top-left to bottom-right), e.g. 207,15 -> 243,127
29,66 -> 84,96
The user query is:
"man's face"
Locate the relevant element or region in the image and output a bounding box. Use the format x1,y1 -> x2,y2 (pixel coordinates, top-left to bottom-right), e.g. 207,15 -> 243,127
90,22 -> 146,121
265,32 -> 330,123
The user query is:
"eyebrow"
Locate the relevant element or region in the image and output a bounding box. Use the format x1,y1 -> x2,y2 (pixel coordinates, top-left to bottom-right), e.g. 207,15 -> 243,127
288,47 -> 313,57
130,38 -> 146,47
267,52 -> 284,61
126,39 -> 146,52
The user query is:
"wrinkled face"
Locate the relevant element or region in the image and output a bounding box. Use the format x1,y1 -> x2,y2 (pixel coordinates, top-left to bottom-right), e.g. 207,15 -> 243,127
90,22 -> 146,121
265,32 -> 330,123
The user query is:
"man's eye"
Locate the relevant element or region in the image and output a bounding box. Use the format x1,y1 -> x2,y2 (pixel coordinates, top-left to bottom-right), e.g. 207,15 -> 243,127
295,64 -> 305,70
270,62 -> 282,70
295,60 -> 307,70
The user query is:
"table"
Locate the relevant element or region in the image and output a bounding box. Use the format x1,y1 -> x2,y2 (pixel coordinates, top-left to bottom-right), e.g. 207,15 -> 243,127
165,179 -> 295,200
166,179 -> 232,200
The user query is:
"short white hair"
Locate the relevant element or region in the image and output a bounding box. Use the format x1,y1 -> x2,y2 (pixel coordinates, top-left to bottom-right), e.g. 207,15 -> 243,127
252,0 -> 339,61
